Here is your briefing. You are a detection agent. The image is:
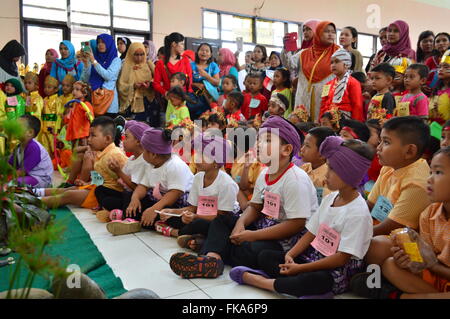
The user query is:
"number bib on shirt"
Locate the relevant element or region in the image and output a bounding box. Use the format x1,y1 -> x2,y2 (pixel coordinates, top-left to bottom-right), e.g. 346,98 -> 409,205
90,171 -> 104,186
371,195 -> 393,222
396,102 -> 410,117
152,183 -> 163,200
197,196 -> 218,216
311,223 -> 341,256
321,85 -> 331,98
249,98 -> 261,109
261,191 -> 281,219
7,96 -> 18,106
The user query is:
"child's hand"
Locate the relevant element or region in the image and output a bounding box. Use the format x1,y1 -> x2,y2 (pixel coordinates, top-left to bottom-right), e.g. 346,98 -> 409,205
108,159 -> 121,174
126,198 -> 142,217
141,208 -> 157,227
229,230 -> 256,245
391,246 -> 411,269
284,253 -> 294,264
230,222 -> 246,245
74,179 -> 88,186
181,211 -> 196,224
197,67 -> 208,78
279,262 -> 302,276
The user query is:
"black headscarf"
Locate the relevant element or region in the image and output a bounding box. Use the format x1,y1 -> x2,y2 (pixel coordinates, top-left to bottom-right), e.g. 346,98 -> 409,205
0,40 -> 25,77
268,51 -> 282,70
117,37 -> 132,60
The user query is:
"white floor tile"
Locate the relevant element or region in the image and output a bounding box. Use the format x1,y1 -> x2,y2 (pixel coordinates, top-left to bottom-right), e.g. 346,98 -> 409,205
166,290 -> 211,299
202,282 -> 289,299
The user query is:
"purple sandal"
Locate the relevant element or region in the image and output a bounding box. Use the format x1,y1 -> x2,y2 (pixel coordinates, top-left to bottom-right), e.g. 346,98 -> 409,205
229,266 -> 269,285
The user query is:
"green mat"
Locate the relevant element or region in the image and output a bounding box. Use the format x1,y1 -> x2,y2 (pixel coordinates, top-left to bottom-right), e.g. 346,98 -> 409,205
0,207 -> 127,298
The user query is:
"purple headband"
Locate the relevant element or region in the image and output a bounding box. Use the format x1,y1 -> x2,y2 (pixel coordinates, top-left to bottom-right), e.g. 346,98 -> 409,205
192,134 -> 232,167
141,128 -> 172,154
126,121 -> 149,141
319,136 -> 372,188
259,115 -> 301,156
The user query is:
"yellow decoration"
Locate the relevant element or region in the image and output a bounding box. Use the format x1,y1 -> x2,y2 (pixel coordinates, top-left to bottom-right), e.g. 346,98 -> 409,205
403,242 -> 424,263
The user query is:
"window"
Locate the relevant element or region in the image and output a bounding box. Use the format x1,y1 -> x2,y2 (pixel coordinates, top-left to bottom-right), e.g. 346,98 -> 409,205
202,9 -> 302,65
26,25 -> 63,67
21,0 -> 153,65
23,0 -> 67,22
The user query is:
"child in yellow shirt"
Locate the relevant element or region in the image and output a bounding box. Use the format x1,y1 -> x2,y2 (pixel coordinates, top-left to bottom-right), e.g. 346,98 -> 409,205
23,72 -> 44,119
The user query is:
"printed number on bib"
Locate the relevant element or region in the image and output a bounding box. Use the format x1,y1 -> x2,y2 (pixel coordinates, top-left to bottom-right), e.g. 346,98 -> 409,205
197,196 -> 218,216
249,98 -> 261,109
261,191 -> 281,219
371,195 -> 393,222
311,223 -> 340,256
90,171 -> 104,186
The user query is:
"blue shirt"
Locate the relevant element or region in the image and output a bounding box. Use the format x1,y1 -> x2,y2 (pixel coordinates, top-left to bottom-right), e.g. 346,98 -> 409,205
190,61 -> 220,83
50,61 -> 84,95
81,57 -> 122,114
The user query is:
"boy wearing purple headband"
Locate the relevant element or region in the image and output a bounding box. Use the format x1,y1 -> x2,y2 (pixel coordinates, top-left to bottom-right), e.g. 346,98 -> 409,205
169,116 -> 317,279
106,127 -> 194,236
157,134 -> 239,245
229,136 -> 374,298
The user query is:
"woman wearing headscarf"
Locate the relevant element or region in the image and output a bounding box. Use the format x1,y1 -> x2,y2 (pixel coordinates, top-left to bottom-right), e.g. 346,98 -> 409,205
117,37 -> 131,61
50,40 -> 84,94
262,51 -> 283,101
38,49 -> 58,97
287,21 -> 340,121
81,33 -> 122,117
117,42 -> 155,122
281,19 -> 320,78
369,20 -> 416,71
143,40 -> 157,63
217,48 -> 238,82
0,40 -> 25,89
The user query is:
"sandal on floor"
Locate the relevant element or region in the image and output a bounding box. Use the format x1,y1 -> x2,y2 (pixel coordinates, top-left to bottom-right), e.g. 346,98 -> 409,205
177,234 -> 205,253
155,221 -> 173,237
229,266 -> 269,285
169,252 -> 224,279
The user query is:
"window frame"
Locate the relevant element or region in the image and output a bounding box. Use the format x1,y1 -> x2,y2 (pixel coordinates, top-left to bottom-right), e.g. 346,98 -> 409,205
201,8 -> 302,50
20,0 -> 153,64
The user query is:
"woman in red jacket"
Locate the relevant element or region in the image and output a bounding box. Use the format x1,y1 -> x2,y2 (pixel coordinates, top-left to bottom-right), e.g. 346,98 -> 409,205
153,32 -> 193,97
319,49 -> 363,122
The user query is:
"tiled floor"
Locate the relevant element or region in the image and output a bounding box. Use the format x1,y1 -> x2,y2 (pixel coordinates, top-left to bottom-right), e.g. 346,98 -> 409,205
55,173 -> 360,299
68,205 -> 362,300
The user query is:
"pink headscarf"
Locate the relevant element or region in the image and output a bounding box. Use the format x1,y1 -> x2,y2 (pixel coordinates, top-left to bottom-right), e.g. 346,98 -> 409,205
218,48 -> 236,77
301,19 -> 321,50
44,48 -> 59,71
382,20 -> 416,60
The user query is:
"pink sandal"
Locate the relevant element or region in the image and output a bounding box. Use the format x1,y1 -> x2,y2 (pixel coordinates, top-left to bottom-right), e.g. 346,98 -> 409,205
155,221 -> 174,237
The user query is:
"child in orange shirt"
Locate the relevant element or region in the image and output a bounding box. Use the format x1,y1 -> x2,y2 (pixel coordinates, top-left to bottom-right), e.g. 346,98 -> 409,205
65,81 -> 94,148
351,147 -> 450,299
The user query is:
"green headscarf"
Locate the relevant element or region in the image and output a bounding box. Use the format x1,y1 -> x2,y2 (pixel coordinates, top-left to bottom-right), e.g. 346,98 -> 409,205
5,78 -> 23,95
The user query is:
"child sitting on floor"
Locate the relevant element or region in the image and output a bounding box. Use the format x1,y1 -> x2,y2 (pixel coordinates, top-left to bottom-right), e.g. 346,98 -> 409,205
4,78 -> 25,120
169,115 -> 318,279
165,86 -> 191,128
300,126 -> 336,205
351,147 -> 450,299
229,136 -> 374,298
224,91 -> 246,126
23,72 -> 43,119
106,127 -> 194,236
214,75 -> 238,110
8,114 -> 53,188
157,134 -> 239,245
94,120 -> 150,222
38,116 -> 128,210
271,68 -> 292,117
365,116 -> 432,268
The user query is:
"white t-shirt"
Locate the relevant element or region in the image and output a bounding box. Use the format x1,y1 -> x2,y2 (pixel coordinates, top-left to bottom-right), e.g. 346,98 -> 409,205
251,163 -> 318,221
140,154 -> 193,193
306,192 -> 373,260
122,154 -> 148,185
188,170 -> 240,212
